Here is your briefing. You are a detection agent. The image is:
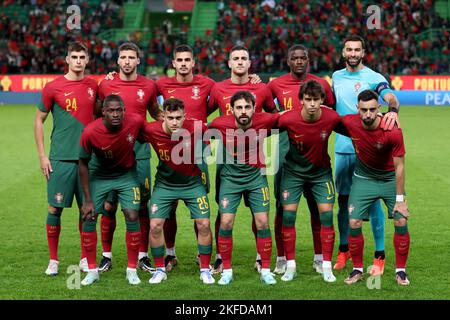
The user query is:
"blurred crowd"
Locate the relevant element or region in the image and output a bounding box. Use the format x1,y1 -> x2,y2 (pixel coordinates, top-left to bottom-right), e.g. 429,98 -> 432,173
0,0 -> 124,74
0,0 -> 448,76
191,0 -> 449,75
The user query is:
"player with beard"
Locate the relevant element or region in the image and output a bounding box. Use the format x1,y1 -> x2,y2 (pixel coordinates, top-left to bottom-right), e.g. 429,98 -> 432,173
156,45 -> 263,271
95,42 -> 160,274
209,90 -> 279,285
208,46 -> 277,275
332,35 -> 400,275
339,90 -> 410,286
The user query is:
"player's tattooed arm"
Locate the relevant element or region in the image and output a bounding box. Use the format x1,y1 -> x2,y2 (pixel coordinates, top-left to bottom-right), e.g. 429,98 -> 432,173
79,158 -> 96,220
34,109 -> 52,180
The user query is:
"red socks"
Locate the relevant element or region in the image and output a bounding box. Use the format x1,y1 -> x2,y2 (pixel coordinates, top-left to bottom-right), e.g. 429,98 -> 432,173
256,235 -> 272,269
320,226 -> 335,262
274,213 -> 284,257
82,231 -> 98,269
46,224 -> 61,261
348,232 -> 364,268
101,215 -> 116,253
282,225 -> 296,261
394,232 -> 410,268
126,231 -> 141,268
218,235 -> 233,269
139,215 -> 150,253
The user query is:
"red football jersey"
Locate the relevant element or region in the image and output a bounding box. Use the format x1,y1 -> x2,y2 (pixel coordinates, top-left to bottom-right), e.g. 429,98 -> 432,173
278,106 -> 341,171
38,76 -> 97,160
209,113 -> 279,169
208,79 -> 276,116
341,114 -> 406,172
156,75 -> 215,122
268,73 -> 335,111
39,76 -> 97,125
80,114 -> 144,173
98,75 -> 157,120
139,119 -> 207,184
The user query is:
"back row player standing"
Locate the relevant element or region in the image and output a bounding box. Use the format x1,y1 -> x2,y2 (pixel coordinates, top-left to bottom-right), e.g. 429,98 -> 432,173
332,35 -> 400,274
267,44 -> 335,275
208,45 -> 277,274
35,41 -> 97,276
95,42 -> 161,274
159,45 -> 273,273
156,45 -> 215,270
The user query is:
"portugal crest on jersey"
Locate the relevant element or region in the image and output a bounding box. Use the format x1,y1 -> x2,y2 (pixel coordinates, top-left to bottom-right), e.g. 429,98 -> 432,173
137,89 -> 145,102
320,130 -> 328,141
348,204 -> 354,216
151,204 -> 158,214
55,193 -> 63,204
221,197 -> 229,209
126,133 -> 135,144
354,82 -> 361,93
375,141 -> 384,150
87,87 -> 95,100
282,190 -> 290,201
191,86 -> 200,100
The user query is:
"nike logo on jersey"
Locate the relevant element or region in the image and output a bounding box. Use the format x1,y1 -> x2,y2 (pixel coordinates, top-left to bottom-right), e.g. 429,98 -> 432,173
168,89 -> 176,93
294,134 -> 304,138
101,145 -> 111,150
262,201 -> 269,206
112,92 -> 121,95
64,92 -> 73,96
157,143 -> 165,146
282,90 -> 292,95
326,195 -> 335,200
223,96 -> 231,100
201,210 -> 209,214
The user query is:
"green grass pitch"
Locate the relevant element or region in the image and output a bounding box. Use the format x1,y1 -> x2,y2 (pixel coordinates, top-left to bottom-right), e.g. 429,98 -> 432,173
0,104 -> 449,300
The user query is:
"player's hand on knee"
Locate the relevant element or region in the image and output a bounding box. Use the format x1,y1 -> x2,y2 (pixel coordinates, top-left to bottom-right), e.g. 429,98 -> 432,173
393,202 -> 409,219
380,112 -> 400,131
81,201 -> 95,220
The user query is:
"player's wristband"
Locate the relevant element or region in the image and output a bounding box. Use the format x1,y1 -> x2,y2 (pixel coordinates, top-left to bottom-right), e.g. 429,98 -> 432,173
396,195 -> 404,202
389,108 -> 399,113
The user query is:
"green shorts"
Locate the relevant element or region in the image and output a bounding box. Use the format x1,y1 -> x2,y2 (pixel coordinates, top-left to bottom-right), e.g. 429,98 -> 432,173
348,175 -> 396,220
196,141 -> 210,193
90,169 -> 141,214
280,168 -> 335,205
47,160 -> 83,208
219,174 -> 270,214
198,162 -> 210,194
104,158 -> 151,207
215,164 -> 251,210
136,158 -> 152,203
149,181 -> 210,219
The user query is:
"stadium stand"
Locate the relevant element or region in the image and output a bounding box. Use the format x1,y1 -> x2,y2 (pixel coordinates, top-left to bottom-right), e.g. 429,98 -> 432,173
0,0 -> 448,76
0,0 -> 124,74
